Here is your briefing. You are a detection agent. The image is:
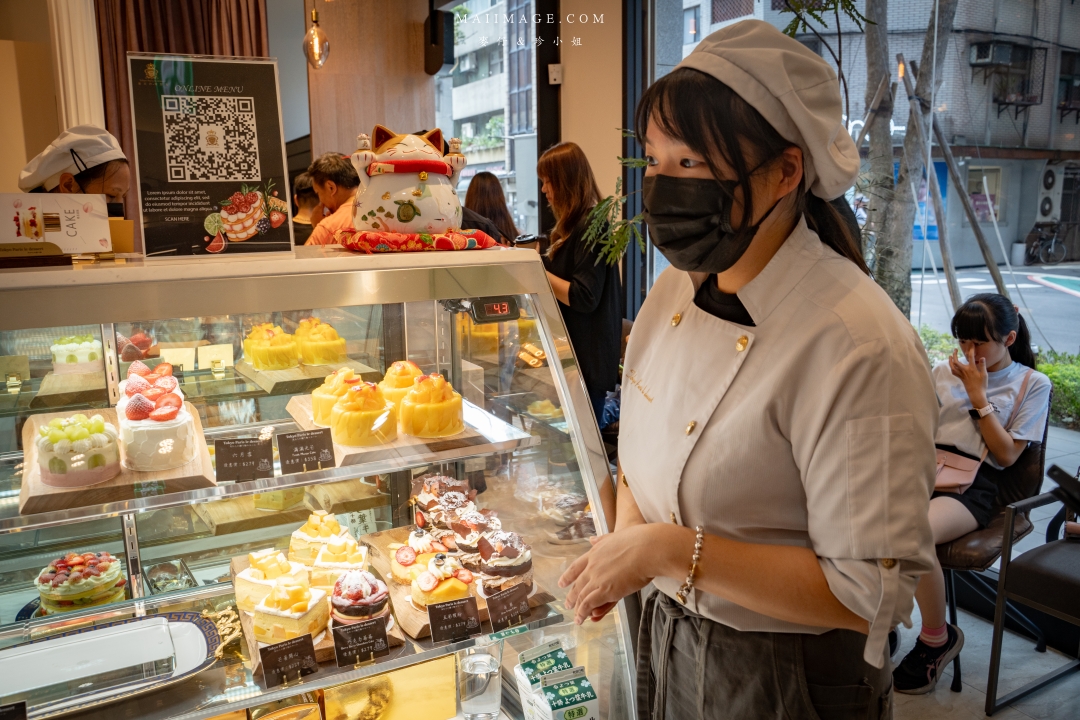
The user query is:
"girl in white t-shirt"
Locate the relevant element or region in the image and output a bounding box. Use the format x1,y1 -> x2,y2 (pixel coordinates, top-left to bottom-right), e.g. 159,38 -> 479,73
894,294 -> 1051,695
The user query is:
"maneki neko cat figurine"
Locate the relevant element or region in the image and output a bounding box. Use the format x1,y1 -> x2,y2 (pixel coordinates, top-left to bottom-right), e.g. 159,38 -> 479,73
350,126 -> 467,234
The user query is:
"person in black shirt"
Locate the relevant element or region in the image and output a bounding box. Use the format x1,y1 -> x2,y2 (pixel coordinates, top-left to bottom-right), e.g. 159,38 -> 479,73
537,142 -> 622,422
290,172 -> 318,246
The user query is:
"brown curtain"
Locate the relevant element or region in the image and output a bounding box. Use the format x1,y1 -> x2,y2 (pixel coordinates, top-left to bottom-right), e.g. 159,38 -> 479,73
95,0 -> 270,251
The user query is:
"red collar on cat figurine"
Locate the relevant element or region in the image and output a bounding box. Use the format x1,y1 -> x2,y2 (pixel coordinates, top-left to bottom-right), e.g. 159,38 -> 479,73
366,159 -> 453,177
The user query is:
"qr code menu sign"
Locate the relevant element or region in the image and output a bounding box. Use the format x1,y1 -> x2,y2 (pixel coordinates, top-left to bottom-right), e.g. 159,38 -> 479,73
162,95 -> 261,182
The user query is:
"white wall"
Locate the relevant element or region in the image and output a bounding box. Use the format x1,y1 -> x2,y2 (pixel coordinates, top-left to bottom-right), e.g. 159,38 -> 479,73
560,0 -> 622,199
267,0 -> 310,142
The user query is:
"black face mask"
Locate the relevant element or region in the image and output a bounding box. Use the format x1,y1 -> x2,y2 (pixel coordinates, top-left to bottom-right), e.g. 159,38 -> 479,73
642,174 -> 776,274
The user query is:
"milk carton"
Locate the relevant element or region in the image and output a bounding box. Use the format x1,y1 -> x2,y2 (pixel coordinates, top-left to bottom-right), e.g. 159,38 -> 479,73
532,666 -> 599,720
513,640 -> 574,720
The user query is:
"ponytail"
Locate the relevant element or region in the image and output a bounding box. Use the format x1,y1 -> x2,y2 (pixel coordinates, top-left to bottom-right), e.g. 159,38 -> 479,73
803,193 -> 869,274
1011,314 -> 1036,368
950,293 -> 1036,368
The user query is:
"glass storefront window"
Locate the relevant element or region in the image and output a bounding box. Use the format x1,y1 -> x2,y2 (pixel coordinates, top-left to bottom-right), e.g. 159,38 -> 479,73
435,0 -> 540,236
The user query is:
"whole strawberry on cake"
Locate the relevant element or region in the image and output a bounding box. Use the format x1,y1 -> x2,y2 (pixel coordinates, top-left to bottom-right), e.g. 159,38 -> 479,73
35,551 -> 127,615
117,360 -> 197,471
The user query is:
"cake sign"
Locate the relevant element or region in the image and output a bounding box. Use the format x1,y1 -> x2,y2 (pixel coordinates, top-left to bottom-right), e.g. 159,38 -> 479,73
259,633 -> 318,688
485,583 -> 531,633
277,427 -> 335,475
332,617 -> 390,668
427,596 -> 482,644
215,437 -> 274,482
0,701 -> 27,720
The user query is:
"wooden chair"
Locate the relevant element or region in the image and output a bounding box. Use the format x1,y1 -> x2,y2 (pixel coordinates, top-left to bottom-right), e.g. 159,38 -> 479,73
984,467 -> 1080,714
933,394 -> 1052,692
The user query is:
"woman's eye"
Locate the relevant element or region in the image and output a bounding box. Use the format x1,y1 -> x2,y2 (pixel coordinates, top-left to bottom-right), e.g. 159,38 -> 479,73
645,155 -> 658,166
679,158 -> 702,168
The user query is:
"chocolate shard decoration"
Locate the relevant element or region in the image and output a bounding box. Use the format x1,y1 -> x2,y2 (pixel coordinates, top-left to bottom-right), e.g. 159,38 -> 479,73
477,535 -> 496,561
499,543 -> 520,559
450,521 -> 471,538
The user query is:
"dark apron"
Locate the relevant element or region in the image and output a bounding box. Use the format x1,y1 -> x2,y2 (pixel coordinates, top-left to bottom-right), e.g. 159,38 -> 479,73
636,591 -> 893,720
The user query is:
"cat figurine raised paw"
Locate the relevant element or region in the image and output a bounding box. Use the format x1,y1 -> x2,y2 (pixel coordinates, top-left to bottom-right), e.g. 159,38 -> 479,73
350,126 -> 466,234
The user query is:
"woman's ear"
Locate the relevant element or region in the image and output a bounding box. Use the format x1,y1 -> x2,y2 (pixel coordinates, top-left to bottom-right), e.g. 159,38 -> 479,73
1003,330 -> 1017,348
775,146 -> 803,198
55,173 -> 80,193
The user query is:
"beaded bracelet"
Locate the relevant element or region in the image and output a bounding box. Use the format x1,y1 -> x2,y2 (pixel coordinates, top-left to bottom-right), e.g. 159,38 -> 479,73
675,526 -> 705,605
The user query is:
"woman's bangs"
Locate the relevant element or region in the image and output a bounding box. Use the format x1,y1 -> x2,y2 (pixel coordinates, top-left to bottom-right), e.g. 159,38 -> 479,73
950,302 -> 999,343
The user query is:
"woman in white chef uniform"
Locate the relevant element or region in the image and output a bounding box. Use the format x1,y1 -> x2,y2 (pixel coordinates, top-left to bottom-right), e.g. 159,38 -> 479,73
559,21 -> 938,719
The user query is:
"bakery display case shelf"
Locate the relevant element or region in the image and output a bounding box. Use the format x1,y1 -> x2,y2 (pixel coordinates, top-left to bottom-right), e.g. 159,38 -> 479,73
0,249 -> 633,720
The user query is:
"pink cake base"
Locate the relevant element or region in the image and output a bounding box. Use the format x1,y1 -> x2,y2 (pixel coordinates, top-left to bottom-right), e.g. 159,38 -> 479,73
52,360 -> 105,376
39,461 -> 121,489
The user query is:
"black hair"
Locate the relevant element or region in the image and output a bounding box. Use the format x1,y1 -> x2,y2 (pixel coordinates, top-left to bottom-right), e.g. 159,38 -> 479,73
292,172 -> 318,207
73,159 -> 128,190
634,67 -> 868,274
307,152 -> 359,189
950,293 -> 1036,368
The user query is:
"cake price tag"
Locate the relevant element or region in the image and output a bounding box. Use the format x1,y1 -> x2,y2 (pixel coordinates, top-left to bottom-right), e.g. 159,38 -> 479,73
332,617 -> 390,668
277,428 -> 336,475
134,480 -> 166,498
0,701 -> 27,720
340,509 -> 377,539
215,438 -> 274,482
485,583 -> 531,633
259,633 -> 318,688
427,597 -> 482,644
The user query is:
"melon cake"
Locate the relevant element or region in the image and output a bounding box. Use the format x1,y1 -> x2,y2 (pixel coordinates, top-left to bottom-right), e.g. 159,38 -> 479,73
35,413 -> 120,488
295,317 -> 347,366
50,334 -> 104,375
288,510 -> 353,565
398,373 -> 464,438
252,580 -> 329,644
253,488 -> 306,511
233,548 -> 309,613
311,536 -> 368,592
311,367 -> 362,427
410,553 -> 473,609
117,361 -> 196,472
243,323 -> 299,371
331,570 -> 392,629
330,382 -> 397,447
35,551 -> 127,615
377,360 -> 423,409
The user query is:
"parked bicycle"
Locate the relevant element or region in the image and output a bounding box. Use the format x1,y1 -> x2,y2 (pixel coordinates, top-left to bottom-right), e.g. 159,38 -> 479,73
1025,224 -> 1067,266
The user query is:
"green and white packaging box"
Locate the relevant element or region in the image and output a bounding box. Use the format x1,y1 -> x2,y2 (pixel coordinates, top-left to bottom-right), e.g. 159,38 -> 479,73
513,640 -> 574,720
531,666 -> 599,720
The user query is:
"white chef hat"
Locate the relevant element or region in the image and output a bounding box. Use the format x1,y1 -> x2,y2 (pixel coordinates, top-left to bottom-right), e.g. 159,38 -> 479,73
18,125 -> 127,192
677,19 -> 858,201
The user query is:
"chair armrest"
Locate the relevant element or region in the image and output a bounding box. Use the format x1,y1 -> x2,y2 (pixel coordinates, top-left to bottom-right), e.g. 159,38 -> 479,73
1009,491 -> 1059,514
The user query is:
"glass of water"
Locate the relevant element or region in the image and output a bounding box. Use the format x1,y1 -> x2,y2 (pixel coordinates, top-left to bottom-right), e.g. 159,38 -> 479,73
458,636 -> 504,720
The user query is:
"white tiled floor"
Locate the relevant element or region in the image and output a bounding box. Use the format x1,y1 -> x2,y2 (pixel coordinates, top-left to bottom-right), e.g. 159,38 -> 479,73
896,426 -> 1080,720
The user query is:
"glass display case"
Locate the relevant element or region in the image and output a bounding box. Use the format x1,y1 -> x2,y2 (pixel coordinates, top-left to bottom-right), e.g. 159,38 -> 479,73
0,247 -> 634,719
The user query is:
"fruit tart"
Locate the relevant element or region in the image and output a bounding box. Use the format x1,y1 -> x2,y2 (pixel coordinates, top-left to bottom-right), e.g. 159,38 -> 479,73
477,531 -> 533,596
330,382 -> 397,447
233,548 -> 309,613
117,361 -> 196,472
50,334 -> 104,375
410,553 -> 473,609
36,414 -> 120,488
398,373 -> 464,438
35,551 -> 127,615
244,323 -> 299,371
311,368 -> 362,427
389,528 -> 447,585
377,360 -> 423,410
331,570 -> 393,629
295,317 -> 347,366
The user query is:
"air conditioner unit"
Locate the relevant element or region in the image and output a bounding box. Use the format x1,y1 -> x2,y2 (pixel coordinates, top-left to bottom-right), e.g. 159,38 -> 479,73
459,53 -> 476,72
1036,162 -> 1064,223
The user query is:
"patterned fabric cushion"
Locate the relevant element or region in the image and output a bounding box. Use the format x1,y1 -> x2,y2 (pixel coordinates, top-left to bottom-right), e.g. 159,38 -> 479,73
335,228 -> 498,253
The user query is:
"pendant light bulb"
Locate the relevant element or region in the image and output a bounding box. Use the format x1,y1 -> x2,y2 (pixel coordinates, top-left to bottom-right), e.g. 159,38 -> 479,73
303,9 -> 329,69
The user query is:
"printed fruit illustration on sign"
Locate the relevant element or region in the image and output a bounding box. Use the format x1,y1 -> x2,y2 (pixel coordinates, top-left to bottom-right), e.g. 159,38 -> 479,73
205,231 -> 226,253
205,178 -> 284,246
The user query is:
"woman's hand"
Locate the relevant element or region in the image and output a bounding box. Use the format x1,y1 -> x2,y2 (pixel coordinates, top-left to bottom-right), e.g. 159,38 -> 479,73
949,347 -> 989,407
559,524 -> 683,625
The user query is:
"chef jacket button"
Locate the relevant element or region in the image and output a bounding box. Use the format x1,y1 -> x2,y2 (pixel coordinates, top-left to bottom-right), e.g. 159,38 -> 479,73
671,313 -> 682,327
685,420 -> 696,435
881,558 -> 897,569
669,512 -> 677,523
735,336 -> 749,352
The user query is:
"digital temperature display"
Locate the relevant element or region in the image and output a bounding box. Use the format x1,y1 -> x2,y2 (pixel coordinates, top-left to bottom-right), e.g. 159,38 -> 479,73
468,296 -> 520,324
484,301 -> 511,317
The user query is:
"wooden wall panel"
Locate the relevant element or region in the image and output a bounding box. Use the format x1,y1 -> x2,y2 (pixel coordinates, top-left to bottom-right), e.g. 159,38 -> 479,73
305,0 -> 435,157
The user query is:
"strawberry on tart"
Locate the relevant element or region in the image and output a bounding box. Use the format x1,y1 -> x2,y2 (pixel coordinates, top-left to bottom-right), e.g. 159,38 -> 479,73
35,551 -> 127,615
117,360 -> 197,472
330,570 -> 394,630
